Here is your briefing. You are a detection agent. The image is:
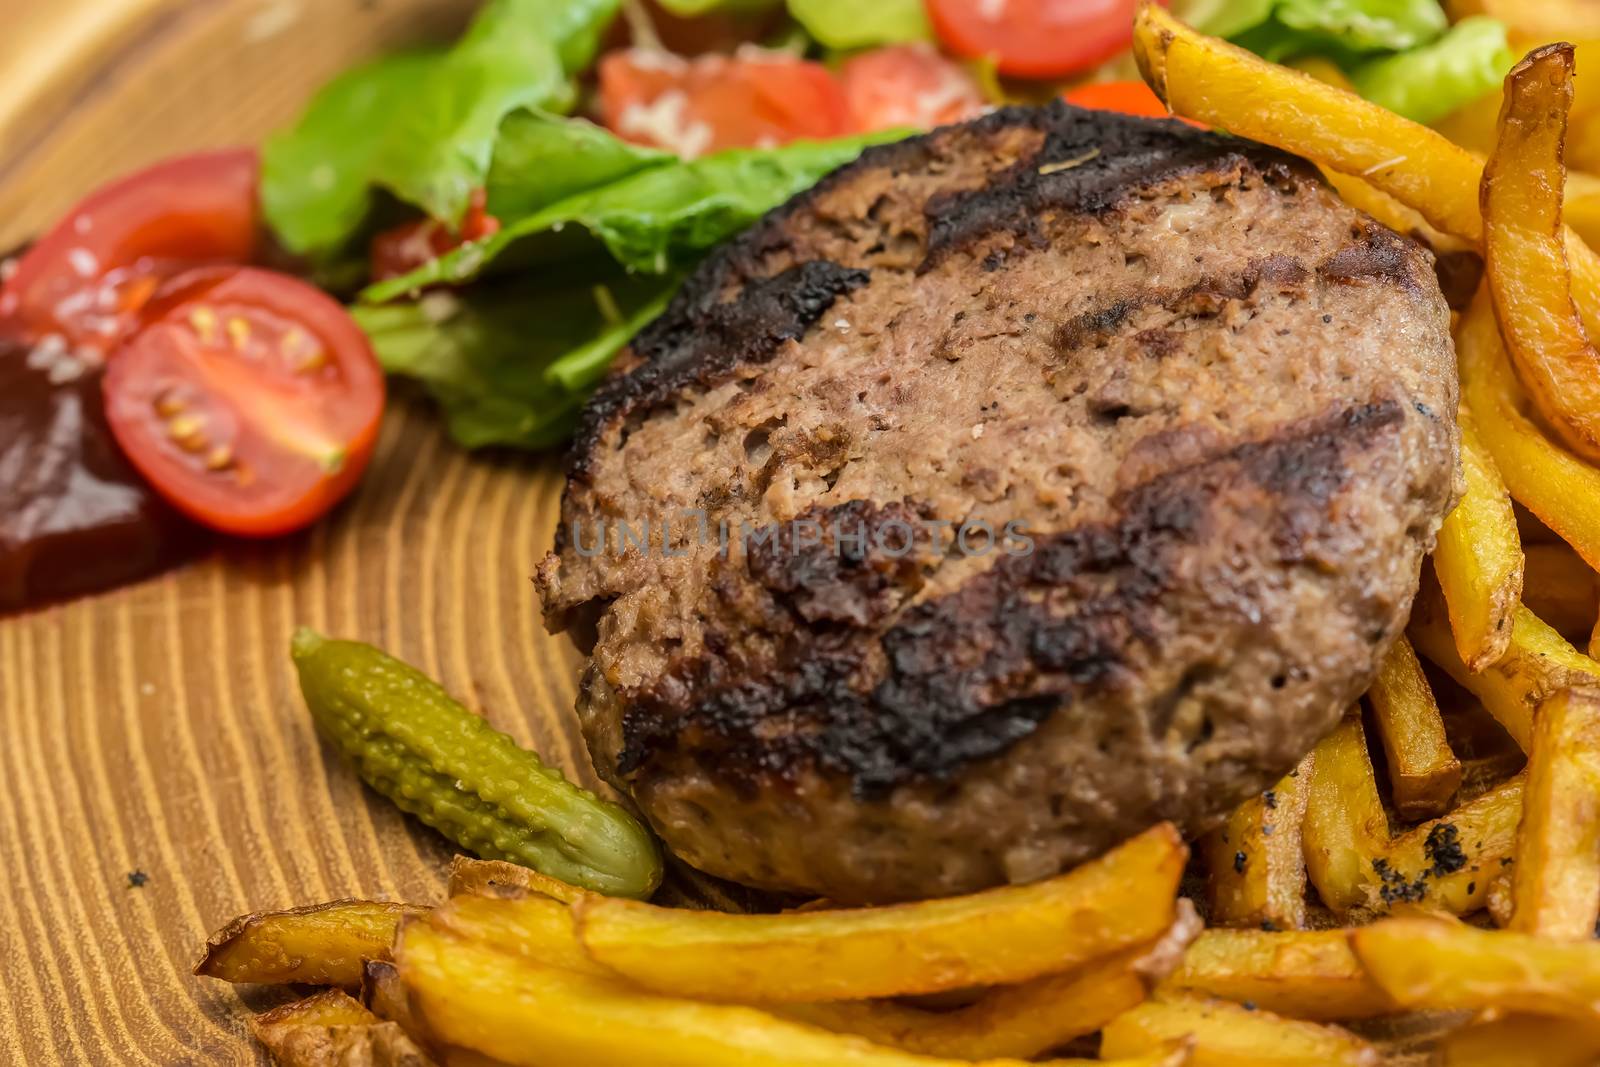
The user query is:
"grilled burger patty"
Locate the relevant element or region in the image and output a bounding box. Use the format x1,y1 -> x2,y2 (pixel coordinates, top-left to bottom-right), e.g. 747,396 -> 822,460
537,102 -> 1461,903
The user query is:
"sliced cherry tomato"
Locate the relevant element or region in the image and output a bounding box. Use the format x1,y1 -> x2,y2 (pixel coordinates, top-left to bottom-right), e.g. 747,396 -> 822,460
370,188 -> 502,283
840,44 -> 989,133
102,267 -> 384,537
1063,80 -> 1201,125
598,48 -> 852,157
926,0 -> 1164,80
0,149 -> 259,361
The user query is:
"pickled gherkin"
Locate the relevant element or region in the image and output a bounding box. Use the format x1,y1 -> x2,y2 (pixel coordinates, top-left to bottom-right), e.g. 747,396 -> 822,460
291,628 -> 662,898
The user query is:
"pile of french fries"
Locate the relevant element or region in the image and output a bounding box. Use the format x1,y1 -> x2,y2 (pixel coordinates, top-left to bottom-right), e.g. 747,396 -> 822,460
198,6 -> 1600,1064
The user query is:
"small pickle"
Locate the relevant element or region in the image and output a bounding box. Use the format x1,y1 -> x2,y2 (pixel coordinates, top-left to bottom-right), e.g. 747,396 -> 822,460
291,628 -> 662,899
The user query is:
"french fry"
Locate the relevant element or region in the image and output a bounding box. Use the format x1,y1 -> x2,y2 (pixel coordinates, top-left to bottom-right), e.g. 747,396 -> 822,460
1509,688 -> 1600,938
250,990 -> 433,1067
573,823 -> 1186,1002
1435,1013 -> 1600,1067
1301,716 -> 1388,915
1131,4 -> 1600,342
1411,563 -> 1600,751
396,920 -> 1189,1067
1432,405 -> 1524,672
362,959 -> 425,1037
1375,774 -> 1524,917
446,856 -> 583,903
1352,917 -> 1600,1020
1100,995 -> 1379,1067
1483,45 -> 1600,465
1522,542 -> 1600,643
428,892 -> 603,975
776,925 -> 1188,1062
1159,929 -> 1397,1021
196,899 -> 424,988
1200,757 -> 1312,930
1457,289 -> 1600,577
1366,637 -> 1462,819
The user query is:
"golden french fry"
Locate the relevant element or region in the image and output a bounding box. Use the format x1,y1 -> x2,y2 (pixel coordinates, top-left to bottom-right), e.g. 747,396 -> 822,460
1301,716 -> 1388,915
196,899 -> 424,988
446,856 -> 583,904
1366,637 -> 1463,819
1132,3 -> 1600,341
250,990 -> 433,1067
1435,1013 -> 1600,1067
1352,917 -> 1600,1020
1200,757 -> 1312,930
776,920 -> 1192,1062
428,891 -> 603,975
1100,994 -> 1379,1067
1411,558 -> 1600,751
573,823 -> 1186,1002
396,920 -> 1187,1067
1159,929 -> 1396,1021
1521,542 -> 1600,643
1375,774 -> 1524,917
1456,290 -> 1600,577
1566,170 -> 1600,256
1432,405 -> 1524,672
1483,45 -> 1600,464
1509,688 -> 1600,938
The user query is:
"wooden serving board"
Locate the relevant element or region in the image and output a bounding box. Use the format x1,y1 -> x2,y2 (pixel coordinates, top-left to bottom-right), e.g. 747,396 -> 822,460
0,3 -> 590,1062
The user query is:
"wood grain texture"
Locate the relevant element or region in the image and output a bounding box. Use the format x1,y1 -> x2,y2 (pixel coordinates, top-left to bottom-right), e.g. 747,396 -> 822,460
0,2 -> 587,1062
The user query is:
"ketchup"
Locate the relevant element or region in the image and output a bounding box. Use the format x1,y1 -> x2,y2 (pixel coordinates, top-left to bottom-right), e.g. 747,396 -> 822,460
0,332 -> 201,611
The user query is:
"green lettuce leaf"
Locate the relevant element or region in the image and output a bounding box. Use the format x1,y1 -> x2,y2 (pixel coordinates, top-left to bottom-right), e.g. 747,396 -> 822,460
1174,0 -> 1276,40
1273,0 -> 1448,53
365,127 -> 904,302
262,0 -> 620,257
1352,16 -> 1515,125
786,0 -> 932,50
354,275 -> 676,450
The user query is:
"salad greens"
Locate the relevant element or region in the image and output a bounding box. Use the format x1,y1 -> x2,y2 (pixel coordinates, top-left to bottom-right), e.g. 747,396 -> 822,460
1181,0 -> 1511,121
366,128 -> 902,301
787,0 -> 932,51
354,277 -> 676,449
264,0 -> 621,257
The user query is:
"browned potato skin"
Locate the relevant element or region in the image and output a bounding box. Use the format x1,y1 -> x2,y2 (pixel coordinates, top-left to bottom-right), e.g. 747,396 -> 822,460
446,856 -> 583,903
197,899 -> 425,988
251,990 -> 435,1067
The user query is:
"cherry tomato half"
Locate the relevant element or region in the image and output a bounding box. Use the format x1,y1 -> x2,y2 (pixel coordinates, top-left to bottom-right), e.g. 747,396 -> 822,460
102,267 -> 384,537
1063,80 -> 1196,123
840,44 -> 989,133
370,188 -> 502,283
925,0 -> 1164,80
599,48 -> 852,157
1,149 -> 259,361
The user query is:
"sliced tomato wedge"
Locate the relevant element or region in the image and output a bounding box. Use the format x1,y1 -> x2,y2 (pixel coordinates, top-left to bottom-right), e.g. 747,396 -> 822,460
926,0 -> 1163,80
1,149 -> 259,361
840,44 -> 989,133
370,188 -> 502,283
598,48 -> 852,157
102,267 -> 384,537
1063,80 -> 1202,125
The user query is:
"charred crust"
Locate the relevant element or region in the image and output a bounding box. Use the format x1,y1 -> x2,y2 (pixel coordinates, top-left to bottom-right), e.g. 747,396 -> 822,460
919,104 -> 1311,271
1319,223 -> 1427,294
570,260 -> 869,478
616,399 -> 1407,798
746,499 -> 939,628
